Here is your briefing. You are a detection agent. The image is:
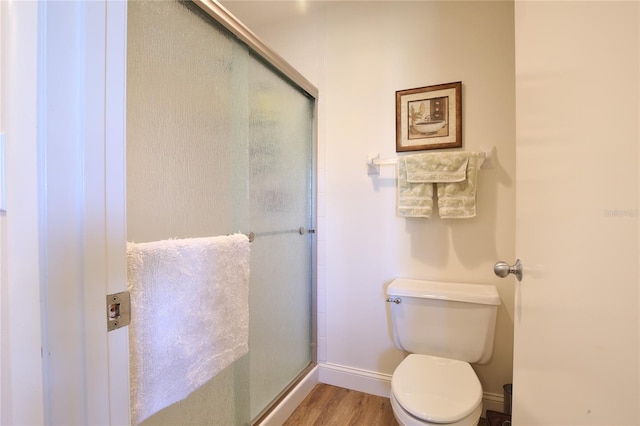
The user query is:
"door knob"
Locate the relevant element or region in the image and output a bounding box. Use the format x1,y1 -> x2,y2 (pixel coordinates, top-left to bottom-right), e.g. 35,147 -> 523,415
494,259 -> 523,281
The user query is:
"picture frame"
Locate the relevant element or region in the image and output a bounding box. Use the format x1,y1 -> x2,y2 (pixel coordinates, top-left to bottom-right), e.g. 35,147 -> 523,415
396,81 -> 462,152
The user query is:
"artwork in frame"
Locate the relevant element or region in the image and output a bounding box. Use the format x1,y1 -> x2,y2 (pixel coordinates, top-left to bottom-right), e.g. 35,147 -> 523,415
396,81 -> 462,152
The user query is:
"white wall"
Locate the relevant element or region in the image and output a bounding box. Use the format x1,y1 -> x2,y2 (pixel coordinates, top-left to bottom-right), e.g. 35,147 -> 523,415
225,0 -> 516,401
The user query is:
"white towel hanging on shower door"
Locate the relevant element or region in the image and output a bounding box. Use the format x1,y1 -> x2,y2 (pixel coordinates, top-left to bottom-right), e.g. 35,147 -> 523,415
127,233 -> 250,425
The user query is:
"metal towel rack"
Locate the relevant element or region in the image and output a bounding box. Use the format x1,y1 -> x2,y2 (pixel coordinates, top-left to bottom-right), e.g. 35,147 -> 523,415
245,227 -> 315,242
366,147 -> 494,175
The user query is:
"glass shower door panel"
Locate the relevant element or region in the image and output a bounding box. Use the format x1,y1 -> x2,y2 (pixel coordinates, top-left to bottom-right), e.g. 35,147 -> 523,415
127,0 -> 249,242
128,0 -> 316,423
127,1 -> 251,424
247,55 -> 314,419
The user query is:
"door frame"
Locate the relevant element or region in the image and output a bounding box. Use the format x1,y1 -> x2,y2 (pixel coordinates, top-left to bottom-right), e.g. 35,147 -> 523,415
1,1 -> 129,424
1,1 -> 44,423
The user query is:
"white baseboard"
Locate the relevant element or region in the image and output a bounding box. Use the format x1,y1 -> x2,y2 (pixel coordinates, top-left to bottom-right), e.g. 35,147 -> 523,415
481,392 -> 505,415
257,365 -> 319,426
318,362 -> 505,418
319,362 -> 392,398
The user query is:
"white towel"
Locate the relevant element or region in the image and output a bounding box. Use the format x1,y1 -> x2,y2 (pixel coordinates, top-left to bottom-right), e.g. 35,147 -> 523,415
127,234 -> 250,425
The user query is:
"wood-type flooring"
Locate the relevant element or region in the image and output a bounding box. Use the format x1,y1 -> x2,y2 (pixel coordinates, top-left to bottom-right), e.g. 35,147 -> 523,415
283,384 -> 398,426
282,383 -> 491,426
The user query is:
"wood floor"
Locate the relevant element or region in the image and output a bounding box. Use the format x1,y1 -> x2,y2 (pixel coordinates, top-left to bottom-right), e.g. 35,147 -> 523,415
283,384 -> 398,426
282,384 -> 491,426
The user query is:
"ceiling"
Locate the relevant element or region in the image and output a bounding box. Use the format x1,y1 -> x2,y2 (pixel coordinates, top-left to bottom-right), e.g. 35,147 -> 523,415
219,0 -> 326,30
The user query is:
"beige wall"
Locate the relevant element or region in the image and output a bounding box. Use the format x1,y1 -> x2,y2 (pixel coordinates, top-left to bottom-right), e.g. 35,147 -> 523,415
227,0 -> 516,399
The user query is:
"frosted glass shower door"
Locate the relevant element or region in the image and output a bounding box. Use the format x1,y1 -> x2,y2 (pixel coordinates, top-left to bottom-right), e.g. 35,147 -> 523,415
127,2 -> 252,424
126,1 -> 316,424
247,56 -> 315,419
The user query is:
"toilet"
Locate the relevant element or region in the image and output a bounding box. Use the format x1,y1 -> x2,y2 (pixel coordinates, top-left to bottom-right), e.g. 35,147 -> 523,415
386,278 -> 501,426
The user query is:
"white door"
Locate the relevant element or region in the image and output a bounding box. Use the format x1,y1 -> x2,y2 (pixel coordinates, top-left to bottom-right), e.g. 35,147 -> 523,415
511,2 -> 639,424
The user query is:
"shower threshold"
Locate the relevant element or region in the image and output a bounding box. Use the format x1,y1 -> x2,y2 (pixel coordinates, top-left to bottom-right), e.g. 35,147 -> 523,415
252,363 -> 319,426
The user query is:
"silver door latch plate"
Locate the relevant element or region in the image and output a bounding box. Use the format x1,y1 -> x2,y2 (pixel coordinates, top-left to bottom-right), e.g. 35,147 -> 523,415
107,291 -> 130,331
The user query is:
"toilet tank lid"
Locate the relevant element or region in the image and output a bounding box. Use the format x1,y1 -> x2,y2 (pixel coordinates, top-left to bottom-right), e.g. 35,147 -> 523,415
387,278 -> 501,305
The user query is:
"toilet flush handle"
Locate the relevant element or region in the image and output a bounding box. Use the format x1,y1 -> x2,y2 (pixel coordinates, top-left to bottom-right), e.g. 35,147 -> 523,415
386,297 -> 401,304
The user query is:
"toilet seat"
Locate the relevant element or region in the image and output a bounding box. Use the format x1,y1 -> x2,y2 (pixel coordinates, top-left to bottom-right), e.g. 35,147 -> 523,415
390,392 -> 482,426
391,354 -> 483,424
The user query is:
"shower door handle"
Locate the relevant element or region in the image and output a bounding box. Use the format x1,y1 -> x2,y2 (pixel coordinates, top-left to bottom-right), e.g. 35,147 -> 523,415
494,259 -> 523,282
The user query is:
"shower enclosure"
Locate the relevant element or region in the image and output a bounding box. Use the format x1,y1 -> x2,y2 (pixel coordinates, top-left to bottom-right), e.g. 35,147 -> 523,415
126,1 -> 317,424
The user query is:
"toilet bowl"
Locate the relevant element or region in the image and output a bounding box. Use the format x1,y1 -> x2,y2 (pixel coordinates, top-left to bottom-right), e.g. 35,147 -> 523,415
386,279 -> 500,426
390,354 -> 483,426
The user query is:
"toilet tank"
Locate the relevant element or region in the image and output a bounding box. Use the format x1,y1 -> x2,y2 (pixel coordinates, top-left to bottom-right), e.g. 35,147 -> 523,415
387,278 -> 501,364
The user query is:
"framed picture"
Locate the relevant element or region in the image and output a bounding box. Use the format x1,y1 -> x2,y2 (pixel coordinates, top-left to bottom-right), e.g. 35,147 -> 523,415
396,81 -> 462,152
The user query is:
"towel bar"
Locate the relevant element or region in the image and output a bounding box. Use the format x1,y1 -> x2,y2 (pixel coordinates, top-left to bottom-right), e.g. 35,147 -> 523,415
367,147 -> 493,175
245,227 -> 315,242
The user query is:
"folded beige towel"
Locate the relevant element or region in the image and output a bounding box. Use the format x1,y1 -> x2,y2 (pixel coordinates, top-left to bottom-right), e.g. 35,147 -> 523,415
397,152 -> 478,219
405,152 -> 469,183
397,156 -> 435,218
438,153 -> 479,219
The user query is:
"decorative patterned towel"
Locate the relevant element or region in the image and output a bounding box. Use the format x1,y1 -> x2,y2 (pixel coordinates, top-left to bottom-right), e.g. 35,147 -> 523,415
397,156 -> 435,218
127,234 -> 250,425
397,152 -> 478,219
437,153 -> 480,219
405,152 -> 469,183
